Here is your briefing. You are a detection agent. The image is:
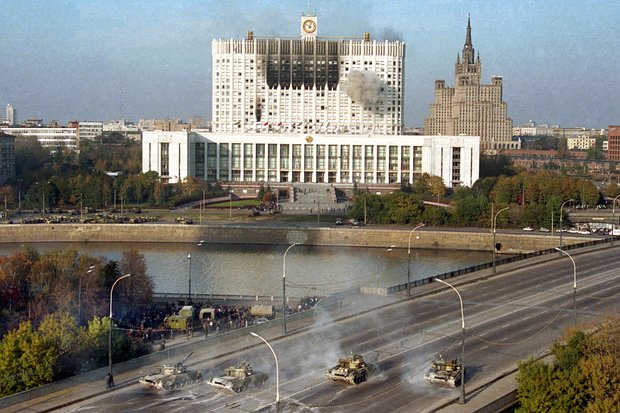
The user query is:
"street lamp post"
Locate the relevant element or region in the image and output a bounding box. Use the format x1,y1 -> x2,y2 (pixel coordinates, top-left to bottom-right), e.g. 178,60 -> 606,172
407,224 -> 425,297
282,243 -> 298,334
199,189 -> 205,225
435,278 -> 466,404
559,199 -> 575,250
187,253 -> 192,301
78,265 -> 95,325
554,248 -> 577,327
108,273 -> 131,388
612,195 -> 620,246
492,206 -> 509,274
250,332 -> 279,406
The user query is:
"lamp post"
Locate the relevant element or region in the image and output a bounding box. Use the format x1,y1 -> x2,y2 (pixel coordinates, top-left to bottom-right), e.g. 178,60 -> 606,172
250,332 -> 279,406
78,265 -> 95,325
282,243 -> 298,334
559,199 -> 575,250
612,195 -> 620,246
492,206 -> 509,274
108,273 -> 130,388
199,189 -> 205,225
187,253 -> 192,301
407,224 -> 425,297
229,193 -> 233,221
554,248 -> 577,327
435,278 -> 466,404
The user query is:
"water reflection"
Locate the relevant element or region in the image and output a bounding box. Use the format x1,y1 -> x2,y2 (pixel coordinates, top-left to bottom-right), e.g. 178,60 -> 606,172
0,243 -> 490,296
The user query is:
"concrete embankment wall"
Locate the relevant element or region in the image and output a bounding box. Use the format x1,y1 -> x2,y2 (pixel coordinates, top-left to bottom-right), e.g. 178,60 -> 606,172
0,223 -> 591,253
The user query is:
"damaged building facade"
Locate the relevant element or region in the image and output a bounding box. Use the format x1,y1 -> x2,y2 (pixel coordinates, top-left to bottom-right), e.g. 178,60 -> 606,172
143,14 -> 480,188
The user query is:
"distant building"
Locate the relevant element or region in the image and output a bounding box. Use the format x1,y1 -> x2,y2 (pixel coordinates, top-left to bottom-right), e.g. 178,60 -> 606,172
211,15 -> 405,135
142,13 -> 480,189
78,121 -> 104,142
5,104 -> 16,126
142,130 -> 480,188
2,127 -> 78,151
567,135 -> 598,150
424,16 -> 516,152
0,132 -> 15,184
608,126 -> 620,162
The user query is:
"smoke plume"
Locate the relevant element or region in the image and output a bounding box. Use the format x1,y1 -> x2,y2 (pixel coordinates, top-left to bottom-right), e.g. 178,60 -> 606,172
341,70 -> 385,109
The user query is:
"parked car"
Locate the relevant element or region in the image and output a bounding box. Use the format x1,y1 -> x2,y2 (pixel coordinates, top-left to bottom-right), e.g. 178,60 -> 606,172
522,227 -> 534,231
539,227 -> 550,233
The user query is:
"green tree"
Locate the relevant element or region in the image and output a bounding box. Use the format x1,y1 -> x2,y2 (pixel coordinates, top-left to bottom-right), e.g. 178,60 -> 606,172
517,319 -> 620,412
428,175 -> 446,204
0,320 -> 55,396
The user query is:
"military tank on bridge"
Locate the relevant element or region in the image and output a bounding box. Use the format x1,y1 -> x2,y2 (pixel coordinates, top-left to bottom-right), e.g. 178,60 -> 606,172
327,353 -> 375,384
424,354 -> 463,388
139,352 -> 202,390
206,362 -> 269,393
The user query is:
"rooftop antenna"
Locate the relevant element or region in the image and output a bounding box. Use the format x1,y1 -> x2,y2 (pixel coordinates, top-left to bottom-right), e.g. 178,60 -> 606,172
119,86 -> 123,121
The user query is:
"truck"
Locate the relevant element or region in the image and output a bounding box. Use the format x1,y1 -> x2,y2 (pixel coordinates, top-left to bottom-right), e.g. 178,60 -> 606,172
164,305 -> 195,331
250,305 -> 275,318
424,354 -> 463,388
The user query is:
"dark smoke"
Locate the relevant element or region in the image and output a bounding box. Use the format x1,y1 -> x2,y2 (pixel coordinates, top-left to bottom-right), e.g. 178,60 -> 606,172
377,27 -> 404,42
341,70 -> 385,108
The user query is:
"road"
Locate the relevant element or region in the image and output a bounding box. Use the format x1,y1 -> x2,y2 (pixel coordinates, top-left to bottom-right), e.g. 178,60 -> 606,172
10,245 -> 620,413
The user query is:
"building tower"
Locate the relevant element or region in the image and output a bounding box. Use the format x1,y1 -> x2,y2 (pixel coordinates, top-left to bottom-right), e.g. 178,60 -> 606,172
424,16 -> 517,151
211,15 -> 405,135
6,104 -> 16,126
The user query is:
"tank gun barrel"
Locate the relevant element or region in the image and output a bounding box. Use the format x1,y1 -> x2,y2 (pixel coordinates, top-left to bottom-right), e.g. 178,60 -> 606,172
180,352 -> 193,365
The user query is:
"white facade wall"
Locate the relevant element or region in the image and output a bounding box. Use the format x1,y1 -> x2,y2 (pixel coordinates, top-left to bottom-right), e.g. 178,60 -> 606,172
211,16 -> 404,136
142,131 -> 479,188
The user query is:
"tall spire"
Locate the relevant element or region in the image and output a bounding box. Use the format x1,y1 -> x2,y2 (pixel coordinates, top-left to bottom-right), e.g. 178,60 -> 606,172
462,14 -> 475,64
465,14 -> 472,48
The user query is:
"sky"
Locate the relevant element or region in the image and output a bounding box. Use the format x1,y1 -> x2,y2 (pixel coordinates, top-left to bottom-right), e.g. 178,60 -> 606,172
1,0 -> 618,129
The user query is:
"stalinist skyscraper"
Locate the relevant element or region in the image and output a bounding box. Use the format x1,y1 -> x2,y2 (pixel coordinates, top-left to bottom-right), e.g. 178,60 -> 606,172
424,17 -> 517,152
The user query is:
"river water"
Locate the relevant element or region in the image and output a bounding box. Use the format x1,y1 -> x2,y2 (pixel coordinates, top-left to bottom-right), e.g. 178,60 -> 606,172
0,242 -> 491,297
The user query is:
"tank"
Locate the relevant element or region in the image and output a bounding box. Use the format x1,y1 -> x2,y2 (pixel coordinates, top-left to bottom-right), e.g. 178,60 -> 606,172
139,352 -> 202,390
327,353 -> 375,384
424,355 -> 463,388
206,362 -> 269,393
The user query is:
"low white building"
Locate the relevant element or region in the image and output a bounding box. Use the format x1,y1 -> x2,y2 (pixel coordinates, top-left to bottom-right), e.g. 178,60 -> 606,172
142,130 -> 479,188
2,127 -> 78,151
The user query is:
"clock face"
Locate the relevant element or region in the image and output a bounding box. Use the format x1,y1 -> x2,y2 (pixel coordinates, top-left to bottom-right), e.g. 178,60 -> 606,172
303,19 -> 316,33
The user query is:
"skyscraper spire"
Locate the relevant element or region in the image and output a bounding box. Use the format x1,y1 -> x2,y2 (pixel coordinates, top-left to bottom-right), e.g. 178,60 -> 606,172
462,14 -> 475,64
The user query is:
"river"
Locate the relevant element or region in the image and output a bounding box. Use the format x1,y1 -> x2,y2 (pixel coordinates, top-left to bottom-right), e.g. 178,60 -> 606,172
0,242 -> 491,297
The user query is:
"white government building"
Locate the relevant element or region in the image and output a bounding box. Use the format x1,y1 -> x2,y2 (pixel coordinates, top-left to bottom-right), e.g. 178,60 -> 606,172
142,14 -> 480,189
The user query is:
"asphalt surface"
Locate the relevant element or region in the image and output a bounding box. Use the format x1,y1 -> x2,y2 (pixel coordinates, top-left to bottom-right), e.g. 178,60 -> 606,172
3,244 -> 619,413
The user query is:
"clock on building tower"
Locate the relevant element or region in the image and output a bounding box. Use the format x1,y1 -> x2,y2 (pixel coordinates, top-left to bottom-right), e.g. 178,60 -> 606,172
301,16 -> 317,38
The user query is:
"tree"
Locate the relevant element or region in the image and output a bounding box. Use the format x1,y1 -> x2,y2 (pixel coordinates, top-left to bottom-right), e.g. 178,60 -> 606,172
517,318 -> 620,412
0,320 -> 55,396
118,249 -> 153,317
428,175 -> 446,204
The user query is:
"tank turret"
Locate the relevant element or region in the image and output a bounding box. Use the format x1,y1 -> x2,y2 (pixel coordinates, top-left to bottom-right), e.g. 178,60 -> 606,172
327,354 -> 375,384
207,362 -> 269,393
424,354 -> 463,388
139,352 -> 203,390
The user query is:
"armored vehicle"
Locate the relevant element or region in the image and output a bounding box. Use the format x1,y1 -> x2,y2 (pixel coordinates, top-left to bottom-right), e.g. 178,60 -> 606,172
139,353 -> 202,390
327,353 -> 375,384
424,355 -> 463,388
206,362 -> 269,393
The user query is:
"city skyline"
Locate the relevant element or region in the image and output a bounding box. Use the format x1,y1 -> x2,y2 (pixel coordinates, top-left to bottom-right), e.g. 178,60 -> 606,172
1,0 -> 618,129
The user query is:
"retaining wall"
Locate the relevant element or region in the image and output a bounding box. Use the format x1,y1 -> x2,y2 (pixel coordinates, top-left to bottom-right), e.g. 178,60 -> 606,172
0,223 -> 593,253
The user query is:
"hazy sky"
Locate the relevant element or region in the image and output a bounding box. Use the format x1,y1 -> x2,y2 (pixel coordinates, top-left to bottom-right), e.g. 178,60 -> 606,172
1,0 -> 618,129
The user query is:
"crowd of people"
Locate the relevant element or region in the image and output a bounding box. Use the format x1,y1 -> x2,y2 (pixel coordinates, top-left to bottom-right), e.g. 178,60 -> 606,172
121,296 -> 321,344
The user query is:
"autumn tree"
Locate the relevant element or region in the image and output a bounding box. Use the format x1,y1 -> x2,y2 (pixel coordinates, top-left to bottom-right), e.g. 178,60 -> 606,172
516,318 -> 620,412
118,249 -> 154,319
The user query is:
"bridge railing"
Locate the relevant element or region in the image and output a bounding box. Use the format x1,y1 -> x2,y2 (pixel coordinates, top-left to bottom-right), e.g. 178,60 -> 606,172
388,236 -> 614,295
